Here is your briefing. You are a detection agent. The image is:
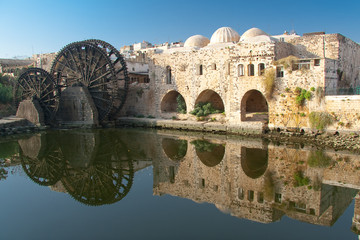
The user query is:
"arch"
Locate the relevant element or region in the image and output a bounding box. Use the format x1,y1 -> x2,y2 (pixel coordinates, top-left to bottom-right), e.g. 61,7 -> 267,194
161,91 -> 187,113
241,90 -> 268,121
241,147 -> 268,179
191,140 -> 225,167
195,89 -> 225,112
162,138 -> 187,161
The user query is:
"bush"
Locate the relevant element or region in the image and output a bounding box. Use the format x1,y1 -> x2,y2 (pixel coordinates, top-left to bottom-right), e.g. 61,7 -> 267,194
176,94 -> 186,114
308,112 -> 334,130
308,150 -> 333,168
190,102 -> 222,117
274,55 -> 299,72
295,87 -> 312,106
263,68 -> 276,98
294,171 -> 310,187
191,140 -> 216,152
0,83 -> 13,104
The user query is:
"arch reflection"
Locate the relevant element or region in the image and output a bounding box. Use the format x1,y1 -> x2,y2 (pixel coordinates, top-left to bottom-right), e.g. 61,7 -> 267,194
18,130 -> 134,206
241,147 -> 268,179
191,139 -> 225,167
162,138 -> 187,161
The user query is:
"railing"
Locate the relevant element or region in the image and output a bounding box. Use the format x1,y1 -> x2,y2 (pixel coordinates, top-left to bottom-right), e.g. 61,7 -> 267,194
325,87 -> 360,96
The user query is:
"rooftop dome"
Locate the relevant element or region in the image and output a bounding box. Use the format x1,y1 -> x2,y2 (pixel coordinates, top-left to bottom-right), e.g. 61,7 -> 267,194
184,35 -> 210,48
240,28 -> 269,41
210,27 -> 240,44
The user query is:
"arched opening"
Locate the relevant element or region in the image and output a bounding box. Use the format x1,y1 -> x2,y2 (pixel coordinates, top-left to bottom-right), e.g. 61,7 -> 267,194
191,140 -> 225,167
248,64 -> 254,76
162,138 -> 187,161
194,89 -> 225,112
241,90 -> 268,121
258,63 -> 265,76
166,66 -> 172,84
161,91 -> 187,113
241,147 -> 268,179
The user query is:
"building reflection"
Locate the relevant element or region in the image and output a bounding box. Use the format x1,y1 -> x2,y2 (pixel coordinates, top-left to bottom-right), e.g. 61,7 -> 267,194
154,133 -> 360,228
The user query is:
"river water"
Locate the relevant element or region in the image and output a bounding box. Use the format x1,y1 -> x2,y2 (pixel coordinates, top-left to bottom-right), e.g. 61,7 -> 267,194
0,128 -> 359,239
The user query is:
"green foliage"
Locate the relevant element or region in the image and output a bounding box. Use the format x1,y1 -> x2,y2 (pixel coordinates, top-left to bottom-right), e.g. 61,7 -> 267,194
308,112 -> 334,130
190,102 -> 222,117
310,87 -> 315,92
274,55 -> 299,72
191,140 -> 216,152
285,87 -> 290,92
293,171 -> 310,187
0,83 -> 13,104
136,114 -> 145,118
295,87 -> 312,106
176,94 -> 186,114
263,68 -> 276,98
147,115 -> 155,119
172,116 -> 178,120
308,150 -> 333,168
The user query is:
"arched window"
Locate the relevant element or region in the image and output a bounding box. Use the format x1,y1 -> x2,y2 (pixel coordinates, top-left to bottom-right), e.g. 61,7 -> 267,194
248,64 -> 254,76
238,64 -> 244,76
166,66 -> 172,84
258,63 -> 265,76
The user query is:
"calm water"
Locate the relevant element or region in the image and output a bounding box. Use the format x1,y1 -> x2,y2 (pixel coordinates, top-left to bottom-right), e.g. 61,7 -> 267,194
0,128 -> 359,240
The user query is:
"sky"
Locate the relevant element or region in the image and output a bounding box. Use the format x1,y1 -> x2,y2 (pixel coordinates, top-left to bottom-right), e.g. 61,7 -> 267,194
0,0 -> 359,58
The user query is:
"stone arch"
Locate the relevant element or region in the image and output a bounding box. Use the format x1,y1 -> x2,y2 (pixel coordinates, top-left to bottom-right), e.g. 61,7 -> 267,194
241,90 -> 268,121
241,147 -> 268,179
195,89 -> 224,112
162,138 -> 187,161
161,90 -> 186,113
191,140 -> 225,167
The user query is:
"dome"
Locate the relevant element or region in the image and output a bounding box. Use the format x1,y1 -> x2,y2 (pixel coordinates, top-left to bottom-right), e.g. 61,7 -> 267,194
184,35 -> 210,48
210,27 -> 240,44
240,28 -> 270,41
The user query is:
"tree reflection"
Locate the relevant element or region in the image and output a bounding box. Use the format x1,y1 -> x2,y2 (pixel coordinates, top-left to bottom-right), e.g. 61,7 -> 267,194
191,139 -> 225,167
18,130 -> 134,206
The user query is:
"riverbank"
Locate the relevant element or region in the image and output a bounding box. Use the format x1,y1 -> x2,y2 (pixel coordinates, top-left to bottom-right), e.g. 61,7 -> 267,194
115,117 -> 360,153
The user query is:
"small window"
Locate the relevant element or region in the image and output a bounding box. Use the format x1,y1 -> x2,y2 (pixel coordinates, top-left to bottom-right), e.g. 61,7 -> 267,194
248,190 -> 254,202
257,192 -> 264,203
199,65 -> 203,75
238,188 -> 244,200
276,66 -> 284,78
166,66 -> 172,84
275,193 -> 282,203
238,64 -> 244,76
309,208 -> 315,215
211,63 -> 217,70
314,59 -> 320,66
199,178 -> 205,188
258,63 -> 265,76
169,166 -> 175,183
248,64 -> 254,76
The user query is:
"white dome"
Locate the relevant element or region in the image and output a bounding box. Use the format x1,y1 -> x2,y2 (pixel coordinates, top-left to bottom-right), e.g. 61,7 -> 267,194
210,27 -> 240,44
184,35 -> 210,48
240,28 -> 269,41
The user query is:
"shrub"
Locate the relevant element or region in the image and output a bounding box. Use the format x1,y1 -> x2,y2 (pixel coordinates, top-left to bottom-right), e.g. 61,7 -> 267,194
274,55 -> 299,73
190,102 -> 222,117
295,88 -> 312,106
0,83 -> 13,104
263,68 -> 276,98
308,112 -> 334,130
293,171 -> 310,187
176,94 -> 186,114
308,150 -> 333,168
191,140 -> 216,152
310,87 -> 315,92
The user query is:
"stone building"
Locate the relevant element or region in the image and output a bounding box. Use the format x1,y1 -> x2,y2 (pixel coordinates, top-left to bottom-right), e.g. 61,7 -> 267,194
121,26 -> 360,133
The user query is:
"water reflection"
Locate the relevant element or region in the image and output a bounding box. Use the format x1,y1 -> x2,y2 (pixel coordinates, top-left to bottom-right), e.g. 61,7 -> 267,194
2,129 -> 360,235
18,130 -> 135,206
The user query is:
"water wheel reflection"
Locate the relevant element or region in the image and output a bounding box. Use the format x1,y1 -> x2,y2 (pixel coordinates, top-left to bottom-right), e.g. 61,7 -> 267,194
60,131 -> 134,206
19,133 -> 64,186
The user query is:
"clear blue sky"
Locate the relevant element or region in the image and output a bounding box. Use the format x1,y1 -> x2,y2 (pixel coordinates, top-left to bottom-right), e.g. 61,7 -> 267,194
0,0 -> 359,58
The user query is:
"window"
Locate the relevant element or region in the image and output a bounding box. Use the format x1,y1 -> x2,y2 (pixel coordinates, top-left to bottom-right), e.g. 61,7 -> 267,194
258,63 -> 265,76
298,60 -> 310,70
166,66 -> 172,84
238,188 -> 244,200
199,178 -> 205,188
211,63 -> 217,70
309,208 -> 315,215
276,66 -> 284,78
199,65 -> 203,75
275,193 -> 282,203
248,190 -> 254,202
248,64 -> 254,76
314,59 -> 320,66
257,192 -> 264,203
169,166 -> 175,183
238,64 -> 244,76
